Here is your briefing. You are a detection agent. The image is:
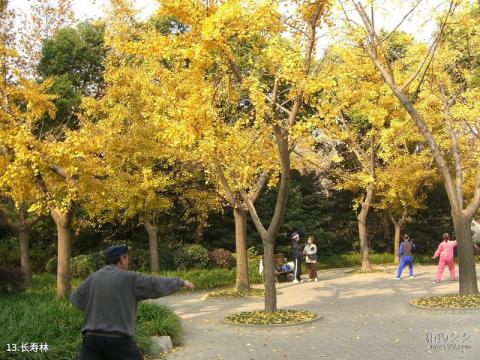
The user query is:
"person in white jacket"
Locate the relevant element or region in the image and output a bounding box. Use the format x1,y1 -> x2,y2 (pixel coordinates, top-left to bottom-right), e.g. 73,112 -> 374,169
303,236 -> 318,282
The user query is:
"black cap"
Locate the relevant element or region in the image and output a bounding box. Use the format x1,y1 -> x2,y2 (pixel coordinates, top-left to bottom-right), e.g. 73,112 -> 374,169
104,244 -> 128,261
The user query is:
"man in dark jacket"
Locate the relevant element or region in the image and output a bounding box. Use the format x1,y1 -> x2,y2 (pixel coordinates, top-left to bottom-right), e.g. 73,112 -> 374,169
291,232 -> 303,283
70,244 -> 194,360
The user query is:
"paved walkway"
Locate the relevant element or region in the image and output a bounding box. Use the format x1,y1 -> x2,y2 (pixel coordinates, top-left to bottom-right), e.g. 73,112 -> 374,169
152,265 -> 480,360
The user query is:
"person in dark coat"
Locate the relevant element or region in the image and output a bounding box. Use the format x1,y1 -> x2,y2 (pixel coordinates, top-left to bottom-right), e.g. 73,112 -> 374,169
291,232 -> 303,283
70,244 -> 194,360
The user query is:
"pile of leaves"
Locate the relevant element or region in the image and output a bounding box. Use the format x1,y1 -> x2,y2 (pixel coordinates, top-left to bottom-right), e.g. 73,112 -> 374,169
224,310 -> 318,325
207,288 -> 265,298
411,295 -> 480,308
345,268 -> 387,275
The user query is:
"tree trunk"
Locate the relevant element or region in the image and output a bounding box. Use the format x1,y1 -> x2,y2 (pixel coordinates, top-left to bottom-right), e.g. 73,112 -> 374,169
193,220 -> 205,244
393,222 -> 401,265
382,216 -> 391,253
357,211 -> 371,271
144,219 -> 160,272
262,239 -> 277,313
357,184 -> 373,271
18,227 -> 32,283
52,211 -> 73,300
392,209 -> 407,265
452,213 -> 479,295
234,208 -> 250,291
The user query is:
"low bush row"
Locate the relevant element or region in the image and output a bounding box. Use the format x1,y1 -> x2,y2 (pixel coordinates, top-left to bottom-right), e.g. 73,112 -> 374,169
45,245 -> 236,278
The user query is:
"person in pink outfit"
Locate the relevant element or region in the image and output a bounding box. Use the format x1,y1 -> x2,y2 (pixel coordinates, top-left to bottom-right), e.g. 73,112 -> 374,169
432,233 -> 457,283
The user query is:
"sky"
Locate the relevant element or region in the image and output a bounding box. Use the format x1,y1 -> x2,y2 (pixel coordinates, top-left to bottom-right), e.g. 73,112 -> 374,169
12,0 -> 159,21
10,0 -> 446,47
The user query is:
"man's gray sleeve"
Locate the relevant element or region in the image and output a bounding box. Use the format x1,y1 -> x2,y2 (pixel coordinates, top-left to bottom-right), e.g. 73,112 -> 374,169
70,277 -> 90,310
134,275 -> 185,300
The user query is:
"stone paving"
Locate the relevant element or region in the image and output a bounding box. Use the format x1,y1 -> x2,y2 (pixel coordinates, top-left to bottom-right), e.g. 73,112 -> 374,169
152,265 -> 480,360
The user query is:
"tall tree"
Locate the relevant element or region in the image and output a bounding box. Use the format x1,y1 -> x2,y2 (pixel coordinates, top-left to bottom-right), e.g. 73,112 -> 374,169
154,0 -> 331,311
375,153 -> 435,263
348,0 -> 480,294
37,21 -> 106,133
311,43 -> 412,271
79,2 -> 222,273
0,0 -> 52,282
1,1 -> 107,300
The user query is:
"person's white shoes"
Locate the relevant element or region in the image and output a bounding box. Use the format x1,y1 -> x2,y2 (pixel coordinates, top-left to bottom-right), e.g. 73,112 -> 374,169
293,279 -> 299,284
409,276 -> 414,279
314,278 -> 319,282
432,280 -> 439,284
395,277 -> 401,280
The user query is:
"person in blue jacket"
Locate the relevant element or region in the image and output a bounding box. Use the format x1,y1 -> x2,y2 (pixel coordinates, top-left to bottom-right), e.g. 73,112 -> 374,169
395,234 -> 416,280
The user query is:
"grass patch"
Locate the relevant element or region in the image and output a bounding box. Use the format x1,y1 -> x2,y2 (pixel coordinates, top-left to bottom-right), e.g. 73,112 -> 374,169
207,288 -> 265,298
0,274 -> 182,360
150,261 -> 263,292
315,252 -> 440,270
225,309 -> 318,325
411,295 -> 480,309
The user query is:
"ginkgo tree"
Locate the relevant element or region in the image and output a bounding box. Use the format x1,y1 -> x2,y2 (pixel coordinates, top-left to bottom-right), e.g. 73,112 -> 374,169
148,0 -> 332,311
83,0 -> 331,309
0,43 -> 74,295
310,42 -> 417,271
0,0 -> 44,283
375,149 -> 435,264
348,0 -> 480,294
76,1 -> 223,273
0,0 -> 112,300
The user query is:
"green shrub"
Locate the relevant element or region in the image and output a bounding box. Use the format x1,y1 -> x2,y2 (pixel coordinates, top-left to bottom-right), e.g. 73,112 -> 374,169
128,247 -> 150,272
0,267 -> 26,295
174,244 -> 210,270
157,268 -> 236,290
45,256 -> 57,274
158,243 -> 176,270
136,303 -> 183,346
247,247 -> 262,283
46,252 -> 105,279
0,236 -> 20,267
275,245 -> 291,258
0,274 -> 183,360
30,246 -> 55,272
88,251 -> 106,270
209,248 -> 233,269
71,255 -> 95,279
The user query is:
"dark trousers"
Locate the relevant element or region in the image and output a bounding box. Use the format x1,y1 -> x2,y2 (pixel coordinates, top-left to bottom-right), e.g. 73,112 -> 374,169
79,335 -> 143,360
294,257 -> 302,281
306,262 -> 317,279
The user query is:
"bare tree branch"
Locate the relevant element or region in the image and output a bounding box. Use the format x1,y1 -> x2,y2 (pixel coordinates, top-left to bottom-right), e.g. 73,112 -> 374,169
465,167 -> 480,220
399,0 -> 455,92
383,0 -> 423,42
441,84 -> 463,208
247,171 -> 270,204
239,188 -> 267,238
213,160 -> 238,208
